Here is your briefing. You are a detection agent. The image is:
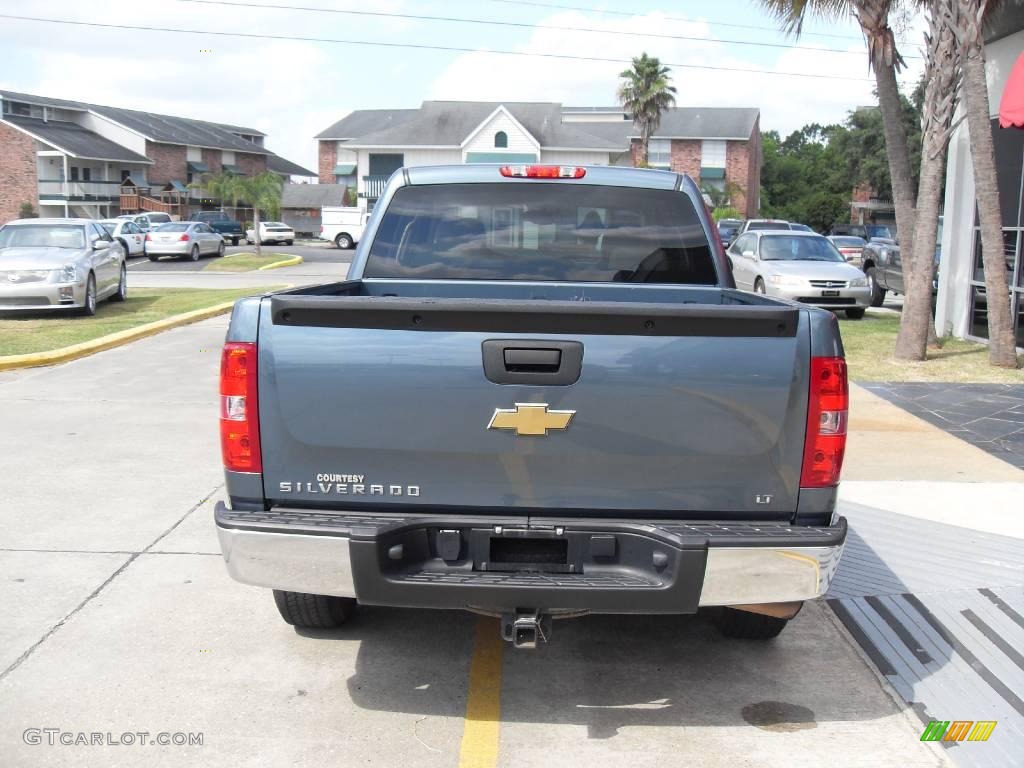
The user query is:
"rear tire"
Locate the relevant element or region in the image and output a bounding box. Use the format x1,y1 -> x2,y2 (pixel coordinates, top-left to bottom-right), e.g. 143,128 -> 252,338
845,307 -> 866,320
217,241 -> 225,258
335,233 -> 353,250
189,244 -> 200,262
273,590 -> 356,629
231,237 -> 240,246
148,254 -> 160,262
866,267 -> 886,307
753,278 -> 766,295
714,607 -> 790,640
285,239 -> 294,246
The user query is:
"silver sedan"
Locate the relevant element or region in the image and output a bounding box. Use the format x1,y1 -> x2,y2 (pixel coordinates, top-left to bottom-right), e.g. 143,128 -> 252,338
727,231 -> 872,319
146,222 -> 225,262
0,218 -> 127,315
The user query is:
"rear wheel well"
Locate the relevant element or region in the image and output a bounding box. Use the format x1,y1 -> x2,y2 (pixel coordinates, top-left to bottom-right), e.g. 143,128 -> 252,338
862,259 -> 875,271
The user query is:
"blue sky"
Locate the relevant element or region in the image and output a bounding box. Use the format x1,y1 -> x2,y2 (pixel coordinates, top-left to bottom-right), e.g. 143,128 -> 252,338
0,0 -> 926,170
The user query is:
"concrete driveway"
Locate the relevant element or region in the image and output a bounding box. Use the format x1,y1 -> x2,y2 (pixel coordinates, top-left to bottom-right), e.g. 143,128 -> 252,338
0,319 -> 948,768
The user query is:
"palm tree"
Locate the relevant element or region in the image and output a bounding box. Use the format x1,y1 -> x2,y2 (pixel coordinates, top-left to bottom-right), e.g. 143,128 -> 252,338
205,172 -> 246,219
236,172 -> 284,257
617,53 -> 677,166
944,0 -> 1018,367
762,1 -> 918,266
761,0 -> 953,358
895,0 -> 962,358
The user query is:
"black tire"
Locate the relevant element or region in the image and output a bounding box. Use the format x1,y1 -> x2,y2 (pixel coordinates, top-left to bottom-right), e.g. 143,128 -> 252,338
335,233 -> 353,250
285,239 -> 294,246
80,273 -> 97,317
110,264 -> 127,302
217,241 -> 226,258
189,244 -> 200,262
866,267 -> 886,307
753,278 -> 766,295
846,307 -> 866,320
231,237 -> 240,246
273,590 -> 356,629
148,254 -> 160,262
714,607 -> 790,640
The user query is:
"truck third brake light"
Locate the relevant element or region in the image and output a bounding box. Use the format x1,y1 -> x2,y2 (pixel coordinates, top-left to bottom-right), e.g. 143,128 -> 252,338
499,165 -> 586,179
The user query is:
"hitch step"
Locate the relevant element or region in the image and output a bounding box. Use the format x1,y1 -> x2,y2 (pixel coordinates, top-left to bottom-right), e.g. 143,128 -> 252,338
501,610 -> 552,649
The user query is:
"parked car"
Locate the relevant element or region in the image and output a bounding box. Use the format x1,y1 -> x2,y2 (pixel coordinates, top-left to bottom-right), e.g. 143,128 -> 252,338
861,236 -> 943,308
100,219 -> 147,257
246,221 -> 295,245
214,164 -> 850,647
829,223 -> 895,241
716,218 -> 743,248
738,218 -> 793,234
728,230 -> 871,318
117,212 -> 172,232
0,218 -> 126,315
828,235 -> 868,267
789,223 -> 814,232
321,206 -> 369,249
189,211 -> 244,246
145,222 -> 225,261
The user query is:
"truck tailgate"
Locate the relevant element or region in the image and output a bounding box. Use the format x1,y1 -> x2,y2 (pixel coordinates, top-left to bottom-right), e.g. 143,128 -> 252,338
257,295 -> 810,519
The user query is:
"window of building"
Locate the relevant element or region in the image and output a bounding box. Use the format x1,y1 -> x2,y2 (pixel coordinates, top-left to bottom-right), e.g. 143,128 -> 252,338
648,139 -> 671,167
494,131 -> 508,149
186,146 -> 202,162
82,168 -> 91,182
70,167 -> 80,182
701,140 -> 727,168
222,150 -> 235,164
4,100 -> 31,117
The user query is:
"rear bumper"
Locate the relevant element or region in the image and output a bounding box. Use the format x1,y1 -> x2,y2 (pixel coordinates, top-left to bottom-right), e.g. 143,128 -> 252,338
215,504 -> 845,612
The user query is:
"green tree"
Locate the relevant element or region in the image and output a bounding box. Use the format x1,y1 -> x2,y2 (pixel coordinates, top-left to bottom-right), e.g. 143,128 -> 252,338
235,172 -> 284,257
617,53 -> 677,166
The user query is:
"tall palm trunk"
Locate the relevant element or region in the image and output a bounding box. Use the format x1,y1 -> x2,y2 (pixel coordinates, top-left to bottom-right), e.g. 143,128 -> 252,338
896,0 -> 961,360
253,206 -> 262,258
873,61 -> 919,270
956,4 -> 1018,367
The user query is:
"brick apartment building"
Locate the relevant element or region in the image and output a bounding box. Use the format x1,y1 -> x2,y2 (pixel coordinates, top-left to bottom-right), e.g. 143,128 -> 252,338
0,90 -> 313,224
315,102 -> 761,216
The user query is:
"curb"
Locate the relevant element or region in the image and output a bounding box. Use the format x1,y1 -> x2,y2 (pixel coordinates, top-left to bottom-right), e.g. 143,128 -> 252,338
0,301 -> 237,372
259,255 -> 303,271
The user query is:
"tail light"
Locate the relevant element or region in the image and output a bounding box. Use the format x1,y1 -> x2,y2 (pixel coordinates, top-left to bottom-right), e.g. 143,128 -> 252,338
500,165 -> 586,179
801,356 -> 848,487
220,342 -> 261,473
179,233 -> 191,241
145,233 -> 152,241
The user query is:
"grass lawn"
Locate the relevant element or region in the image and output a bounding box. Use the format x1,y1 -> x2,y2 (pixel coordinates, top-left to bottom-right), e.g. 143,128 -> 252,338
839,311 -> 1024,383
203,252 -> 294,272
0,287 -> 278,356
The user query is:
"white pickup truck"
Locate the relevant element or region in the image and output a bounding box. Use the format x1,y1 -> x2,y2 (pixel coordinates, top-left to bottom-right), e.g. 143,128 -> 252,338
321,206 -> 369,250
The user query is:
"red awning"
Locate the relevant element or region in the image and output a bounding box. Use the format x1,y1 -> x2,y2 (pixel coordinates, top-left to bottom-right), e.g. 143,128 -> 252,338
999,52 -> 1024,128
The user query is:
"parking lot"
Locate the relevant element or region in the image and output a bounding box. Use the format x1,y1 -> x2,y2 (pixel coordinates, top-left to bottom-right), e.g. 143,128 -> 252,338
0,316 -> 954,768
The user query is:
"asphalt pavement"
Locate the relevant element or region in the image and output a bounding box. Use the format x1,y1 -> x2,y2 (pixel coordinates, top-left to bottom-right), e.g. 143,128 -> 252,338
0,317 -> 956,768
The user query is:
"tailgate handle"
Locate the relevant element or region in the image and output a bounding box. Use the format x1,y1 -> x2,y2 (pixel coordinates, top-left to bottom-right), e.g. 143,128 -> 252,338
482,340 -> 583,385
503,348 -> 561,372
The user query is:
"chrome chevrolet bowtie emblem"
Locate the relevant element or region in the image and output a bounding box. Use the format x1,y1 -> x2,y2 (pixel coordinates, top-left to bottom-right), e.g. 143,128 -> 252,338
487,403 -> 575,436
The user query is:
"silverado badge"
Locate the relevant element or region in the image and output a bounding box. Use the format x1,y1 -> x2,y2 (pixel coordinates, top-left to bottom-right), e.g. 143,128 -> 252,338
488,403 -> 575,436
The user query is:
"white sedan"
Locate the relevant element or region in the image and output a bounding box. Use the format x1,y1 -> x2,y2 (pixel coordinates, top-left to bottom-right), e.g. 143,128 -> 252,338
100,219 -> 147,257
246,221 -> 295,245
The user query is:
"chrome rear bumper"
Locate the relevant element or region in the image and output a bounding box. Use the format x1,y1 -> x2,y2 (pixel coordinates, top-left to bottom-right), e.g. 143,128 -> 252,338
216,505 -> 845,610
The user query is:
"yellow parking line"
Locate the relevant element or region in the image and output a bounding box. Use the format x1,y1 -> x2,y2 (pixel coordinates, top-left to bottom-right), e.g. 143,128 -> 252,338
458,617 -> 504,768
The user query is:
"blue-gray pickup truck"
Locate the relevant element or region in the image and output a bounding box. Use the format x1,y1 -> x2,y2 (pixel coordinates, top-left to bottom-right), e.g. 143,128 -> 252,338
214,164 -> 848,648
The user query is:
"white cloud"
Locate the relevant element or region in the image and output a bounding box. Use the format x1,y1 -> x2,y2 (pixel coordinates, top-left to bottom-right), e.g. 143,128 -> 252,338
429,9 -> 925,136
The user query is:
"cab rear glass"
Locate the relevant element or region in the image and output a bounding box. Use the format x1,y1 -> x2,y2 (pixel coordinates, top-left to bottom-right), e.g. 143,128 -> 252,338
364,183 -> 717,284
